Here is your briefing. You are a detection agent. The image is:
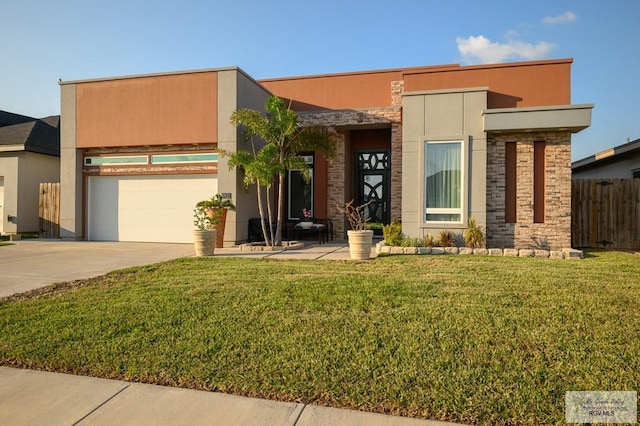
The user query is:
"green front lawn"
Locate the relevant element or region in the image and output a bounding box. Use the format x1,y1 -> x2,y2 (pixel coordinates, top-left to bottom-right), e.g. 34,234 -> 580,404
1,251 -> 639,425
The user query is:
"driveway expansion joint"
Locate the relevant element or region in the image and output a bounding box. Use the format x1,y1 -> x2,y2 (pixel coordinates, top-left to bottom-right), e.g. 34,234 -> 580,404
73,383 -> 130,425
292,402 -> 307,425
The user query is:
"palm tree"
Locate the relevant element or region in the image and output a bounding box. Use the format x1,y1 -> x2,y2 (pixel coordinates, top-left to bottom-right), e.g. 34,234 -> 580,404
228,96 -> 336,246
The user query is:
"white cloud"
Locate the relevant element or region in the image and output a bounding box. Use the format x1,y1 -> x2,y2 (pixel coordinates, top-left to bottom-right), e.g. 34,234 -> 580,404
456,35 -> 555,64
542,11 -> 577,24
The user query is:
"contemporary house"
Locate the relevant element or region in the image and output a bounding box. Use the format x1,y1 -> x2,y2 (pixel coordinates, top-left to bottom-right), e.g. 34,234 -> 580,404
0,111 -> 60,236
572,138 -> 640,178
59,58 -> 592,249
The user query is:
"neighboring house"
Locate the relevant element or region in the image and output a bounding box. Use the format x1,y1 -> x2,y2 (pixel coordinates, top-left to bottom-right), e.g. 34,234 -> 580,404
572,138 -> 640,178
0,111 -> 60,235
59,58 -> 592,249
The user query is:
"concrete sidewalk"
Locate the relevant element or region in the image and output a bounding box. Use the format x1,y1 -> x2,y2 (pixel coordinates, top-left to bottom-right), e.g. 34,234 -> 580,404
0,367 -> 462,426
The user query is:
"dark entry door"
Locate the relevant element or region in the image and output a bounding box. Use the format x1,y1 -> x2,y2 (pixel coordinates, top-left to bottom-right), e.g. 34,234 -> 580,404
355,150 -> 390,228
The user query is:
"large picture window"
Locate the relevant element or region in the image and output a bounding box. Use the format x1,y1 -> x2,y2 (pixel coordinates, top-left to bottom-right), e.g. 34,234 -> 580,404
288,155 -> 314,220
424,141 -> 463,222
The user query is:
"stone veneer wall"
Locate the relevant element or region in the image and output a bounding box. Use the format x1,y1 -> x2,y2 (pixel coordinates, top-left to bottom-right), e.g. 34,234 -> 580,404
486,132 -> 572,249
298,82 -> 403,237
390,81 -> 404,224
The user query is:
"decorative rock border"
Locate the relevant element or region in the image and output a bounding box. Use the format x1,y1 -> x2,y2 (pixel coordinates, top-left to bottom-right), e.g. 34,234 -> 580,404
376,242 -> 583,259
239,241 -> 305,252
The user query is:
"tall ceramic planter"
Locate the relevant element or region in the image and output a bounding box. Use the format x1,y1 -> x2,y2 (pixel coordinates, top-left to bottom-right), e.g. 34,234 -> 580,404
209,208 -> 228,248
347,230 -> 374,260
193,229 -> 216,256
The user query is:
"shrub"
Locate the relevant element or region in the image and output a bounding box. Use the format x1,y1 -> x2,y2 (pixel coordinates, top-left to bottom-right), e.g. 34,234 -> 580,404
425,234 -> 436,247
401,237 -> 427,247
382,222 -> 403,246
464,216 -> 486,248
438,230 -> 456,247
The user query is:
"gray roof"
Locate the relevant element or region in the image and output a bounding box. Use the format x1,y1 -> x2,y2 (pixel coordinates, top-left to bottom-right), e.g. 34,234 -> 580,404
572,138 -> 640,171
0,115 -> 60,156
0,110 -> 36,127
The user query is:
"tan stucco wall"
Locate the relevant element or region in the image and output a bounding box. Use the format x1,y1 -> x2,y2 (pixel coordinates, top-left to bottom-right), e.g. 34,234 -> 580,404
60,83 -> 83,239
0,152 -> 59,234
0,155 -> 19,234
75,71 -> 218,148
401,88 -> 488,243
216,70 -> 270,244
20,152 -> 60,232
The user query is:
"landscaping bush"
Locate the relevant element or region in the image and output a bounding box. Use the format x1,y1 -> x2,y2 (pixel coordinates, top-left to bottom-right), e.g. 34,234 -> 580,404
424,234 -> 436,247
438,230 -> 456,247
464,216 -> 485,248
382,221 -> 403,246
400,237 -> 427,247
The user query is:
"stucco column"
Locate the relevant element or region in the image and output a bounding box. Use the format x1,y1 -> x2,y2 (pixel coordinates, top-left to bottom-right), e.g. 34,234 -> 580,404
59,83 -> 83,240
390,122 -> 402,222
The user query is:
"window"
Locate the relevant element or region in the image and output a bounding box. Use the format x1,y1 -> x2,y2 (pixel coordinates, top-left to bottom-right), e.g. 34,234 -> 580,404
84,153 -> 218,166
633,169 -> 640,179
288,155 -> 314,220
424,141 -> 463,222
150,153 -> 218,164
84,156 -> 148,166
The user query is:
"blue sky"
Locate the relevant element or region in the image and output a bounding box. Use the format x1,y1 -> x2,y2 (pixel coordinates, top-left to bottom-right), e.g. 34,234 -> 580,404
2,0 -> 639,160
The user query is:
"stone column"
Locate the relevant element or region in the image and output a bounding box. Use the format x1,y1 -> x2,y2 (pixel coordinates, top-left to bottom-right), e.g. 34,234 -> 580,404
327,132 -> 346,237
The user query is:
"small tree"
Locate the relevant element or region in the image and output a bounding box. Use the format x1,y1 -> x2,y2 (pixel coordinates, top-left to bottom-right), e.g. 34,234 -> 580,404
228,96 -> 336,246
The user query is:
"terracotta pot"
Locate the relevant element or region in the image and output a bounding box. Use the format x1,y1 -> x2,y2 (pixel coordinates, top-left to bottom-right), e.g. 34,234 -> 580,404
193,229 -> 216,256
347,230 -> 374,260
206,208 -> 228,248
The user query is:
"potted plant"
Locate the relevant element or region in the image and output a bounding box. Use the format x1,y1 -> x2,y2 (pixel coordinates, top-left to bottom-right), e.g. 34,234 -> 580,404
196,194 -> 235,248
299,208 -> 313,229
337,200 -> 374,260
193,207 -> 216,256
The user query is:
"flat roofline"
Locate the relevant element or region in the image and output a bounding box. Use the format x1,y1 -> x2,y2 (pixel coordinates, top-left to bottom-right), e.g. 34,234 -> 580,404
403,58 -> 573,76
483,103 -> 594,114
258,58 -> 574,83
258,64 -> 459,83
483,103 -> 593,134
59,66 -> 252,85
403,86 -> 489,97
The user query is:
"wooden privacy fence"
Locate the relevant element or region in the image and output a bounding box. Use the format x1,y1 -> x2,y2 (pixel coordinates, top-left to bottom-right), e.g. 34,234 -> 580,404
39,182 -> 60,238
572,179 -> 640,249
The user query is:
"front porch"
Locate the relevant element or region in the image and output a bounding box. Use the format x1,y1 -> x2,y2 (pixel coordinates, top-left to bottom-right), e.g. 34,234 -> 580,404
297,104 -> 402,238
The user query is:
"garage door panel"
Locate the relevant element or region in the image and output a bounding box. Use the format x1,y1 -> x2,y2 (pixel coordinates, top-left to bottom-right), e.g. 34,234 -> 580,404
88,175 -> 217,243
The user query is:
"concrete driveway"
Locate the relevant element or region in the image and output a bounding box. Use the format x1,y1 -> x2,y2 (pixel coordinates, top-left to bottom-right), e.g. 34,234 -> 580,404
0,239 -> 195,298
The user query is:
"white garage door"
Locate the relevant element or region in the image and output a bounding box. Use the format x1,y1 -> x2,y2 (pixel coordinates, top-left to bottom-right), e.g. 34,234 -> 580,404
88,175 -> 218,243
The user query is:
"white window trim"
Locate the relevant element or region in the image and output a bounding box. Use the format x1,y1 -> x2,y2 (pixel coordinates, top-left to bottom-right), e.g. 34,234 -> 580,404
423,139 -> 466,225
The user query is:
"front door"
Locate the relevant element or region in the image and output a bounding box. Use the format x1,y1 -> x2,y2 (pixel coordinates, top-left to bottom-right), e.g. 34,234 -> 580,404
355,150 -> 390,231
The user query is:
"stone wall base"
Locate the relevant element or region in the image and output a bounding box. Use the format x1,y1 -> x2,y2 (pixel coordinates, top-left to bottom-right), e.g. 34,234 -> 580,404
376,242 -> 583,259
